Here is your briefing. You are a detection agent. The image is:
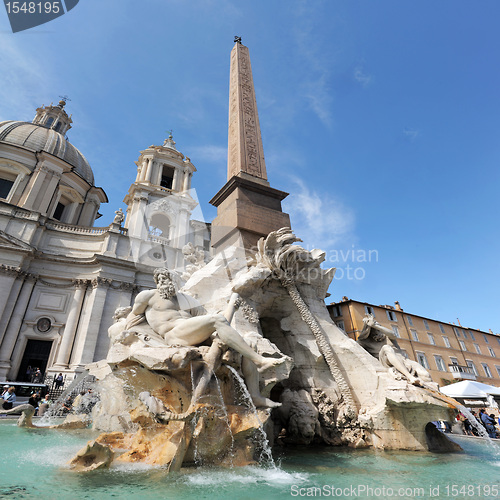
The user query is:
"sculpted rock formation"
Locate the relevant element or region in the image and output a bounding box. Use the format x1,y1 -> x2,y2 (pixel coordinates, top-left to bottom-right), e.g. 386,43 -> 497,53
184,229 -> 457,450
59,227 -> 457,470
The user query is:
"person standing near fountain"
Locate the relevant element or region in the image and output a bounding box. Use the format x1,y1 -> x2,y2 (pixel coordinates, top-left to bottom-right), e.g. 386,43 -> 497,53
125,268 -> 286,373
479,409 -> 497,438
2,387 -> 16,410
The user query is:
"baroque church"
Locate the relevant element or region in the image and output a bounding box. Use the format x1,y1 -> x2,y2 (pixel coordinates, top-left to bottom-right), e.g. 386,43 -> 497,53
0,100 -> 210,383
0,39 -> 289,384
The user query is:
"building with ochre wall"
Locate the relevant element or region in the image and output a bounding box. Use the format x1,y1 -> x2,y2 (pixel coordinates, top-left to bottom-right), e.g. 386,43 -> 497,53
328,298 -> 500,387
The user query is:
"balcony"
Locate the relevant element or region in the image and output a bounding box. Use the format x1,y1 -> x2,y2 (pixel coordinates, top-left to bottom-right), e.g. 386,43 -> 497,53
448,364 -> 477,380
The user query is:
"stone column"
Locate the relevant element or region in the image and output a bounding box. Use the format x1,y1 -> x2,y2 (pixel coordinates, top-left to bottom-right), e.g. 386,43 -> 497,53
139,158 -> 148,182
6,172 -> 27,204
69,277 -> 111,369
92,281 -> 136,362
63,201 -> 79,224
21,165 -> 48,210
0,274 -> 37,379
128,195 -> 148,239
78,199 -> 99,226
38,172 -> 61,214
53,280 -> 88,368
49,191 -> 63,218
183,171 -> 192,192
144,158 -> 154,183
172,168 -> 180,191
0,267 -> 20,334
175,208 -> 191,248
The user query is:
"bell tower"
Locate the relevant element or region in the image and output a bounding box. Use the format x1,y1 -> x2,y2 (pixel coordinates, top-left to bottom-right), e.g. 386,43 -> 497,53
123,133 -> 206,269
210,38 -> 290,253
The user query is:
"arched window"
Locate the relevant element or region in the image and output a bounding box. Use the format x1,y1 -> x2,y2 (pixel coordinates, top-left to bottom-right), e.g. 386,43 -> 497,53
45,117 -> 54,127
149,213 -> 171,240
160,165 -> 175,189
51,185 -> 85,223
0,177 -> 14,199
0,161 -> 30,203
53,201 -> 66,221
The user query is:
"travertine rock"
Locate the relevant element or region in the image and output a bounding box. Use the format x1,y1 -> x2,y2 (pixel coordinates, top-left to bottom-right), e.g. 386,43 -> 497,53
74,233 -> 458,472
69,440 -> 114,471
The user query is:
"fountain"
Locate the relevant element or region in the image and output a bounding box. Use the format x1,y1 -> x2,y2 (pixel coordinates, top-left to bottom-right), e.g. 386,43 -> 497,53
2,229 -> 500,497
0,228 -> 461,472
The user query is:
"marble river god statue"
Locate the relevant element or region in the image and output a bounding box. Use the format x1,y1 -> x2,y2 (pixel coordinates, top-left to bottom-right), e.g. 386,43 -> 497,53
61,228 -> 458,471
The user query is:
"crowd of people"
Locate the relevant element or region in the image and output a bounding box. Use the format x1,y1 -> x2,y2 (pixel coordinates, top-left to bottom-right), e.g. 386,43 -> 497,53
24,366 -> 43,383
1,382 -> 97,417
455,408 -> 500,438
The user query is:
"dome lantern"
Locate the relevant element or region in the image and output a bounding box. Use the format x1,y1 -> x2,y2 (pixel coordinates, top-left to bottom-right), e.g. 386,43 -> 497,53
32,97 -> 73,136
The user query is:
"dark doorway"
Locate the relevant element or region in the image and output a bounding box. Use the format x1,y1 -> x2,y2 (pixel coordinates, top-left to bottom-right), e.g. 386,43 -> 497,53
16,339 -> 53,382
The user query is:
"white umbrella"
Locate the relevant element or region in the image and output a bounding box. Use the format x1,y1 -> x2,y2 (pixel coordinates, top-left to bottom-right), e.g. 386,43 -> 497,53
440,380 -> 500,398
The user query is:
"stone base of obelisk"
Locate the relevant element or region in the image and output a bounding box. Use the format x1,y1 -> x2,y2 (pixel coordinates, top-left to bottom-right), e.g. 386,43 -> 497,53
210,175 -> 290,254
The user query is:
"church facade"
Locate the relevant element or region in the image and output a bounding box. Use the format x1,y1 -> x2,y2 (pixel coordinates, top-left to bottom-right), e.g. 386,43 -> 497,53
0,99 -> 209,383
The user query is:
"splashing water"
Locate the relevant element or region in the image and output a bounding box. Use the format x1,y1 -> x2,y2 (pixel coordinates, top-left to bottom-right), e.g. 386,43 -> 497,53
39,370 -> 97,425
456,404 -> 500,459
212,373 -> 235,466
227,365 -> 275,468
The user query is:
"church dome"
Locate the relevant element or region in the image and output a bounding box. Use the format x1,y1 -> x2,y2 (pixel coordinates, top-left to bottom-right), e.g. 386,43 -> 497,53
0,120 -> 94,186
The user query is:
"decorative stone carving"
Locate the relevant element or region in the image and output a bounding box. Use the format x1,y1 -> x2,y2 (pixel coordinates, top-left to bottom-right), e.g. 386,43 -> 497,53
118,281 -> 137,292
275,389 -> 320,444
91,277 -> 113,289
72,279 -> 89,289
227,43 -> 267,181
37,278 -> 75,288
254,228 -> 357,420
113,208 -> 124,225
358,314 -> 437,390
0,264 -> 21,277
181,242 -> 206,281
27,227 -> 456,473
149,198 -> 179,216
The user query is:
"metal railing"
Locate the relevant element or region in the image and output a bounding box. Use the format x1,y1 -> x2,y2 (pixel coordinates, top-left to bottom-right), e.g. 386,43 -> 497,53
448,364 -> 477,380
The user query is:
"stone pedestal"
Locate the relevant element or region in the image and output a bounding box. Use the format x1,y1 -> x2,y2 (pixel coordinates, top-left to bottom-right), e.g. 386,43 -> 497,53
210,175 -> 290,253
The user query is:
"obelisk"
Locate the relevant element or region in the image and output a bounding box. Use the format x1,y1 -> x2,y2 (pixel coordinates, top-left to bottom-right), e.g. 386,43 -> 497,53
210,38 -> 290,253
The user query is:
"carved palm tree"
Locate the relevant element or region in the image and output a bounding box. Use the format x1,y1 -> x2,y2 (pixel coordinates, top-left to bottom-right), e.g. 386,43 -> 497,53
256,228 -> 356,418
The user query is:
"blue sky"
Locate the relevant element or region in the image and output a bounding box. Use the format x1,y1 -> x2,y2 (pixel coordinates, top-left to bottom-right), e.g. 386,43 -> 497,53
1,0 -> 499,333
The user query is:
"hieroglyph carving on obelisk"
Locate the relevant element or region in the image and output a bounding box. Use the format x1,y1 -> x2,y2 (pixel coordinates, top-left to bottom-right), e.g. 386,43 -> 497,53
227,42 -> 268,182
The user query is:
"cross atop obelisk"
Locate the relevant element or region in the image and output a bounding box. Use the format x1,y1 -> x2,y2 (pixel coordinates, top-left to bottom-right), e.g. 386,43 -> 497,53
227,38 -> 268,183
210,39 -> 290,254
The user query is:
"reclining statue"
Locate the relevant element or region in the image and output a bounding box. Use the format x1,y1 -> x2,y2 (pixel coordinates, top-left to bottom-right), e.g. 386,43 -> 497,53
358,314 -> 435,389
108,268 -> 288,408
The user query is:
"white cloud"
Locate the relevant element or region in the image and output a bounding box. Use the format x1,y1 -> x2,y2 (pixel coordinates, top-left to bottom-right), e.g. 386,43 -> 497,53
292,1 -> 335,128
283,176 -> 356,252
0,37 -> 51,121
403,127 -> 419,141
303,75 -> 333,129
354,67 -> 372,87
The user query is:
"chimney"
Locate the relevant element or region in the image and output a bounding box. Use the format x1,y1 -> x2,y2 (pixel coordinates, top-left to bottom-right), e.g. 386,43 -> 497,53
394,301 -> 403,311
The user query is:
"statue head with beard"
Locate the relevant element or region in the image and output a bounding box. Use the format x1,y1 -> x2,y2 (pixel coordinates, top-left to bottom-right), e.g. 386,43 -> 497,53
153,268 -> 177,300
